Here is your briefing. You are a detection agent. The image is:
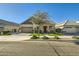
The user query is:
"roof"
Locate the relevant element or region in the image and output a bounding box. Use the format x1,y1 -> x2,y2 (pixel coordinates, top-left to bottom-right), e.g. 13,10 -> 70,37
21,17 -> 55,25
0,19 -> 19,26
64,20 -> 79,26
21,17 -> 33,24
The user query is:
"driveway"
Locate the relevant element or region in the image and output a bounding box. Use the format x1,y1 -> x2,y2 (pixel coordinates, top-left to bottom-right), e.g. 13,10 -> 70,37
0,33 -> 32,41
0,41 -> 79,56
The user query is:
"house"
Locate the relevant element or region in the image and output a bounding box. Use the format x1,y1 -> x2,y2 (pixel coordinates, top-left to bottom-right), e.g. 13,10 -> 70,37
55,23 -> 64,29
0,19 -> 19,33
20,17 -> 55,33
62,20 -> 79,34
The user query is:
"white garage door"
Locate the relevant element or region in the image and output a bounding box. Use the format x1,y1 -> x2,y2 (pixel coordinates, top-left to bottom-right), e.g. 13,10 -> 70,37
63,27 -> 77,33
21,27 -> 33,33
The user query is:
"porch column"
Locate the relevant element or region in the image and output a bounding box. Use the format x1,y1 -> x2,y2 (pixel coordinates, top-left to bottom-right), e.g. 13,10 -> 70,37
47,26 -> 50,33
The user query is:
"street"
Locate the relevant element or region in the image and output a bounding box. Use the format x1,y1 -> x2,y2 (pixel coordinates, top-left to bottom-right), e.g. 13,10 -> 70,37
0,41 -> 79,56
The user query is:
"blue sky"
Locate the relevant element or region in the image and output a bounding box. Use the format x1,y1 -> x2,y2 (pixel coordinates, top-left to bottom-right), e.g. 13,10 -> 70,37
0,3 -> 79,24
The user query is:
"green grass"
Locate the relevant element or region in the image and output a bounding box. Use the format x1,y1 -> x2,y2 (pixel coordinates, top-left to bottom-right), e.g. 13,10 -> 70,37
0,34 -> 11,36
32,33 -> 63,36
48,34 -> 63,36
72,36 -> 79,39
32,33 -> 45,36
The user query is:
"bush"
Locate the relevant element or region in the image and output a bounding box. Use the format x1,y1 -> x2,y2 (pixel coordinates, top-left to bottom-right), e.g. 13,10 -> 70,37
32,33 -> 45,36
1,31 -> 11,35
50,30 -> 56,34
31,35 -> 39,39
55,28 -> 62,33
72,36 -> 79,39
48,34 -> 63,36
42,36 -> 49,39
54,36 -> 60,39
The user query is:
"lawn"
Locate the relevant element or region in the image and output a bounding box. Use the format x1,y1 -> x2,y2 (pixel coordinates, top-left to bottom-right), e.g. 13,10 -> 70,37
32,33 -> 63,36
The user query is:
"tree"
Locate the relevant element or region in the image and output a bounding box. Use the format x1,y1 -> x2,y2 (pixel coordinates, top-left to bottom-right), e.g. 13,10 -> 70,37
32,10 -> 49,34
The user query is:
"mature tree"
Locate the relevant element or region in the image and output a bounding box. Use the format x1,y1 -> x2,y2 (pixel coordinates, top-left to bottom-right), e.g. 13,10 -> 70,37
32,10 -> 49,34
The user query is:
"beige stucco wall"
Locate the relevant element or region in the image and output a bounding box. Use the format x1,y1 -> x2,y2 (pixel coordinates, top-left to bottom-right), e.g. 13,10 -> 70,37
20,24 -> 55,33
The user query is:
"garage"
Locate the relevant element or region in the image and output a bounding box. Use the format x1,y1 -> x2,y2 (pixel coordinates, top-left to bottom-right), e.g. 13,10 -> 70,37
21,27 -> 33,33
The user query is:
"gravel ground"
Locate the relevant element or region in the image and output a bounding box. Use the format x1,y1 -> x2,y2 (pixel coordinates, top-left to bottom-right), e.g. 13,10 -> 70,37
0,41 -> 78,56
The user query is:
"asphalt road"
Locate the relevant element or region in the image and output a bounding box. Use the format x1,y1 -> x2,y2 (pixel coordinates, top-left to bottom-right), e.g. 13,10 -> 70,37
0,41 -> 79,56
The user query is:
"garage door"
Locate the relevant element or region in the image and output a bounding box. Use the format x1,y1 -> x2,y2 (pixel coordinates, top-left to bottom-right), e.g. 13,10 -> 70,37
21,27 -> 33,33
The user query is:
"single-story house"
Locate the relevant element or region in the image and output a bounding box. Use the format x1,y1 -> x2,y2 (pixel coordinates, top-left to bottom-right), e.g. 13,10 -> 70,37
62,20 -> 79,34
0,19 -> 19,33
20,17 -> 55,33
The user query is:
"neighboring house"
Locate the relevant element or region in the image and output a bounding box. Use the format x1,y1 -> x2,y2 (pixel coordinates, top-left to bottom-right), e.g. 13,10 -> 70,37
0,19 -> 19,33
20,18 -> 55,33
55,23 -> 64,29
62,20 -> 79,34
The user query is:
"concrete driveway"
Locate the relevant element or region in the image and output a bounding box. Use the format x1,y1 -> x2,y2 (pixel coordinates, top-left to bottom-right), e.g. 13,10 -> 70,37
0,33 -> 32,41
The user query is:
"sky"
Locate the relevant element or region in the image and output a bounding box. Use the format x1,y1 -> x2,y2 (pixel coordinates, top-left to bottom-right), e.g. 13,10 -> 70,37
0,3 -> 79,24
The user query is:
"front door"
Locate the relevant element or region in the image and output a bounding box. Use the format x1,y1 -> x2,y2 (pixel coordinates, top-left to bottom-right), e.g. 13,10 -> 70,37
43,26 -> 47,33
13,29 -> 17,32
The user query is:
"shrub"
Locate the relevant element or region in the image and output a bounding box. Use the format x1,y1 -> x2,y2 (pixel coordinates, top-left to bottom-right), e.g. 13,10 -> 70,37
72,36 -> 79,39
50,30 -> 56,34
48,34 -> 63,36
32,33 -> 45,36
2,31 -> 11,35
42,36 -> 49,39
31,35 -> 39,39
55,28 -> 62,33
54,36 -> 60,39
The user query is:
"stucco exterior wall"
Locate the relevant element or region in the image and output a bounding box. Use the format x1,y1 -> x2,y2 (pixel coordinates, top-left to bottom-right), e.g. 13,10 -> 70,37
20,24 -> 55,33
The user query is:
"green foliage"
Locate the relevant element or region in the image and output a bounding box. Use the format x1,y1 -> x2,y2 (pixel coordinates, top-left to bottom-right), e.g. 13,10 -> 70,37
32,33 -> 63,37
0,31 -> 11,35
55,28 -> 62,33
48,34 -> 63,36
54,36 -> 60,39
32,33 -> 45,36
72,36 -> 79,39
3,31 -> 10,34
31,34 -> 39,39
50,30 -> 56,34
42,36 -> 49,39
